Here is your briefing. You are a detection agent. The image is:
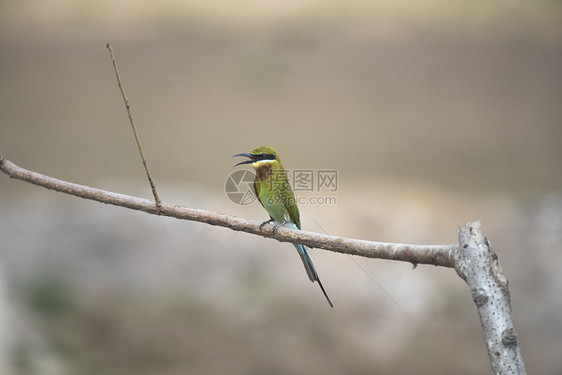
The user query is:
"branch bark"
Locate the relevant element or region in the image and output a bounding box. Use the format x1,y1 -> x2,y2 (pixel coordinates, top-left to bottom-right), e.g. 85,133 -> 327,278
0,153 -> 456,267
0,153 -> 526,374
456,222 -> 527,375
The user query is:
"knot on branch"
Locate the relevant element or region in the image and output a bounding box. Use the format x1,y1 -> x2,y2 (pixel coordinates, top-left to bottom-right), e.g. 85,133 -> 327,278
502,327 -> 518,347
471,287 -> 489,307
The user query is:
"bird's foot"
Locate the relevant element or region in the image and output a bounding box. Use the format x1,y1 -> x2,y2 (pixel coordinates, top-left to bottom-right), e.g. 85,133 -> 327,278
271,220 -> 288,233
259,218 -> 275,230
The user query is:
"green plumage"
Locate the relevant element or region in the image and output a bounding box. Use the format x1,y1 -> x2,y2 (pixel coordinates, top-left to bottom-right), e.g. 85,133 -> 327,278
250,146 -> 300,229
233,146 -> 333,307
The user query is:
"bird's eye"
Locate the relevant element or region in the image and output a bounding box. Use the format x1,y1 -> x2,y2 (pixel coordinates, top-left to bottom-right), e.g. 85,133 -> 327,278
261,153 -> 267,158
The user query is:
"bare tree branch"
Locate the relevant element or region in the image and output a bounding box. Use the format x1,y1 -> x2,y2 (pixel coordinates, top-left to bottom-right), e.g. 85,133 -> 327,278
0,153 -> 527,374
106,42 -> 161,206
0,152 -> 456,267
457,222 -> 527,375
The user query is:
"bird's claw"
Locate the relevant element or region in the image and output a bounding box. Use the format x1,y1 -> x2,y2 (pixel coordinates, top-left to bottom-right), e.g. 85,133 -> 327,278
272,221 -> 288,234
259,219 -> 274,230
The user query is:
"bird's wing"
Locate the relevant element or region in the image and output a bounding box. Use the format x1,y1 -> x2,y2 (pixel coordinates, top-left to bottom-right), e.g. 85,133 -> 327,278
253,178 -> 265,209
286,190 -> 301,230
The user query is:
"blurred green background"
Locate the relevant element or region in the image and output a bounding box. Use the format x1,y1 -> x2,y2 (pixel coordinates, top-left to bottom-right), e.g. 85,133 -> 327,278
1,1 -> 561,374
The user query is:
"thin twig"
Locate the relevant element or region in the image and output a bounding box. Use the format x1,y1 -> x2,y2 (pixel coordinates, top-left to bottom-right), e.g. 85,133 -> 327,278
0,154 -> 457,268
106,42 -> 161,206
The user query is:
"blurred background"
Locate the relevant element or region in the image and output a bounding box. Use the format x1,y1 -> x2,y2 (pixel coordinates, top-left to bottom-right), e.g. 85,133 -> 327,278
1,1 -> 561,374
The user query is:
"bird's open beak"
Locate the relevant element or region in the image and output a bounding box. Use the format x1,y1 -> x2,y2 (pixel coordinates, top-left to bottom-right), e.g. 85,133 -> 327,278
232,153 -> 256,167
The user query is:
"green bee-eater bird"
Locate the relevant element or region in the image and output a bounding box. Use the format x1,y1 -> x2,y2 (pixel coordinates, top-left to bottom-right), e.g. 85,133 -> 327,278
233,146 -> 333,307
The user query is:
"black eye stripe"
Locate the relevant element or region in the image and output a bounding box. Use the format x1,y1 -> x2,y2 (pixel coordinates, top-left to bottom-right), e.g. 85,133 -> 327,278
253,153 -> 276,161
